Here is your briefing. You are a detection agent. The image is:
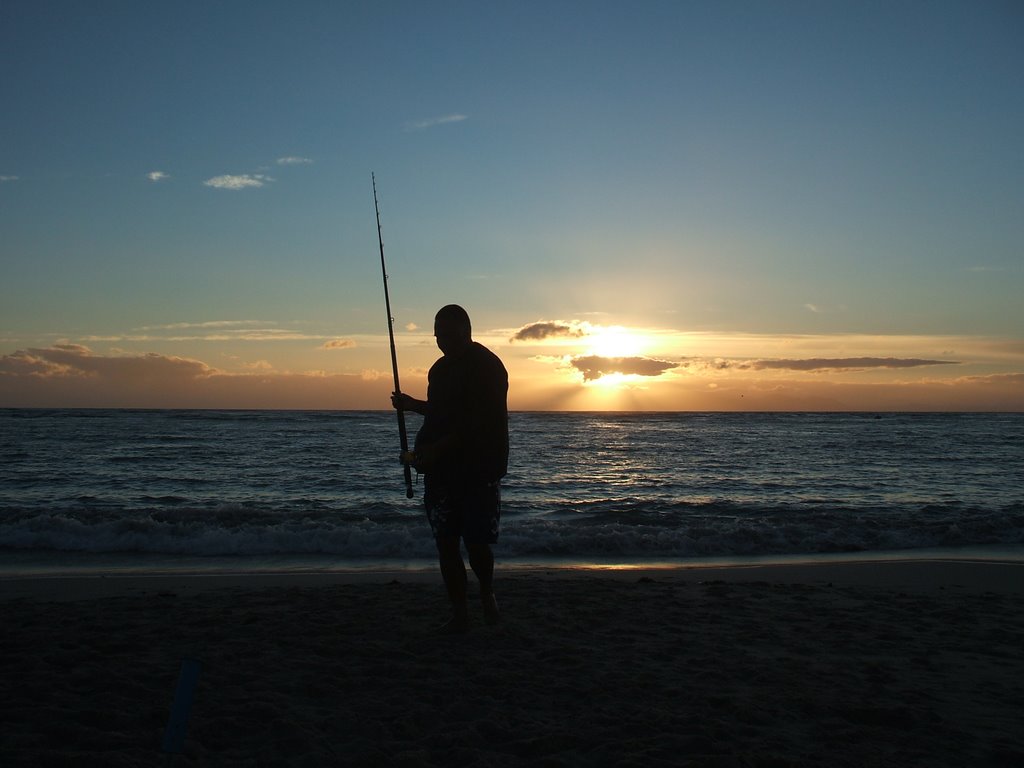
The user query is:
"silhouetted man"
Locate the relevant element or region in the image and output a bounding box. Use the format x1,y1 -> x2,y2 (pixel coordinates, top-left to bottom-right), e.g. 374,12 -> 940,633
392,304 -> 509,633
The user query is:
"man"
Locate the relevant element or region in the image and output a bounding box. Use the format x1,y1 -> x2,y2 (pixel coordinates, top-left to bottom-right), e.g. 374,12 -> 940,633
392,304 -> 509,633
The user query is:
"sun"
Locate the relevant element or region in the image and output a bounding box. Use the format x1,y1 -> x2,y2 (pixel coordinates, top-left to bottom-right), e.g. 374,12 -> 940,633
584,325 -> 644,358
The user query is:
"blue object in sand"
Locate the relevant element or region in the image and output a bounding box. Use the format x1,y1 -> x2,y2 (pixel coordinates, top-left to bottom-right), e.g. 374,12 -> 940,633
162,658 -> 201,754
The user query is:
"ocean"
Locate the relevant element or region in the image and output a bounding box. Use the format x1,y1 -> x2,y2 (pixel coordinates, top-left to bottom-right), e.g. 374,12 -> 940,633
1,409 -> 1022,574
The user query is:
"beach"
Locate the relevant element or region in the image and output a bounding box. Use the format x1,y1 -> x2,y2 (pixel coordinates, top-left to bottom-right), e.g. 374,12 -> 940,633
2,560 -> 1023,767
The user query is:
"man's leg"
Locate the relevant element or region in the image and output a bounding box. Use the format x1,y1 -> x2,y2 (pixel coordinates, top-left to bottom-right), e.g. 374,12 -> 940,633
436,535 -> 469,632
466,542 -> 499,624
465,542 -> 493,594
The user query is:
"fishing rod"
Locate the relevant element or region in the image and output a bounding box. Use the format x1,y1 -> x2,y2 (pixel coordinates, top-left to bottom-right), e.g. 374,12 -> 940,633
373,173 -> 415,498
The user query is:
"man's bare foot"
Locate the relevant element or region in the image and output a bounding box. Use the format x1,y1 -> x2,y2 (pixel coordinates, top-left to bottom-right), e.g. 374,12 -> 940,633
481,592 -> 500,625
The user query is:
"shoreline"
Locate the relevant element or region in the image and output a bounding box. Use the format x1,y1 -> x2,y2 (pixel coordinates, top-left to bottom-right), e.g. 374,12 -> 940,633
3,554 -> 1023,602
3,542 -> 1022,572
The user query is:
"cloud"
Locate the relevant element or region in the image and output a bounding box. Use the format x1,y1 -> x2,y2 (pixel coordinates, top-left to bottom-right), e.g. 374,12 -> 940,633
244,360 -> 274,371
405,114 -> 468,131
957,372 -> 1024,385
511,321 -> 588,342
405,322 -> 418,332
0,348 -> 76,377
80,319 -> 328,343
147,171 -> 170,182
0,175 -> 19,182
571,355 -> 678,382
276,156 -> 312,165
136,320 -> 266,331
679,358 -> 734,372
203,174 -> 272,190
100,320 -> 330,343
753,360 -> 958,374
86,331 -> 327,343
682,357 -> 959,373
0,345 -> 212,384
0,345 -> 394,409
750,357 -> 958,372
321,339 -> 357,350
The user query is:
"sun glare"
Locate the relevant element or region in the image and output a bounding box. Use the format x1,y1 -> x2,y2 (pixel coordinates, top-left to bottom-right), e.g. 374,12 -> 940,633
574,325 -> 659,391
589,372 -> 629,389
585,326 -> 643,358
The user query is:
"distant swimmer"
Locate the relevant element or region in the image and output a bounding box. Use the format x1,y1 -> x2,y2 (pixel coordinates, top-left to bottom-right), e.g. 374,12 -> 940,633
392,304 -> 509,633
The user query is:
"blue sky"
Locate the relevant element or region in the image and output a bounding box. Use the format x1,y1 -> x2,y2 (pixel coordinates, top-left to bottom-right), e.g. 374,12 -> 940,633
2,1 -> 1022,410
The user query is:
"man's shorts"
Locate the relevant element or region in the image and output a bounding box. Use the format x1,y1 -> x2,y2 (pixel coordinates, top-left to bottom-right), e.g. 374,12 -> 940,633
423,477 -> 501,544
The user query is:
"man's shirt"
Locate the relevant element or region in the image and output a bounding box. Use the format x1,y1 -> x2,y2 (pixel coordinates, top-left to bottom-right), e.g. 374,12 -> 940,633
416,341 -> 509,484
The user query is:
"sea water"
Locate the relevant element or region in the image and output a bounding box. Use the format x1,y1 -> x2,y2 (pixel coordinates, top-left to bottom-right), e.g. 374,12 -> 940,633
1,409 -> 1022,574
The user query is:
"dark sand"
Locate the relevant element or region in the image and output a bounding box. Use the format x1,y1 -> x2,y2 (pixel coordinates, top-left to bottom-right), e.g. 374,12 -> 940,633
1,560 -> 1022,767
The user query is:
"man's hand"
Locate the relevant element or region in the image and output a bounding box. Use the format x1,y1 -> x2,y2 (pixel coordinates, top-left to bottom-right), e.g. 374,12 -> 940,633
400,444 -> 439,473
391,391 -> 425,414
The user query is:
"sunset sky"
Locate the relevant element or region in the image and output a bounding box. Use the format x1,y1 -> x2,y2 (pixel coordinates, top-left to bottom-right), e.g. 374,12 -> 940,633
2,1 -> 1022,411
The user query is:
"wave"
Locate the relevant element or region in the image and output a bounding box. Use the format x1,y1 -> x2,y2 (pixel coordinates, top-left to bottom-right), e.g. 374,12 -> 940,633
2,501 -> 1022,560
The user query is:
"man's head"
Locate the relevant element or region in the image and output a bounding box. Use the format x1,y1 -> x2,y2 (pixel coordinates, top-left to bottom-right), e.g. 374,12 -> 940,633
434,304 -> 472,357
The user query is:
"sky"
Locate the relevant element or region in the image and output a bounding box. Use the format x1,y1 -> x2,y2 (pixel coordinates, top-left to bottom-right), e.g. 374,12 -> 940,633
1,0 -> 1022,411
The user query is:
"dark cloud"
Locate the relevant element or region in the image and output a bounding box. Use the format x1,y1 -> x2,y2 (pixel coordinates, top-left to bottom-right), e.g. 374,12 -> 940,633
571,355 -> 677,382
750,357 -> 958,372
510,321 -> 586,342
681,357 -> 958,372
